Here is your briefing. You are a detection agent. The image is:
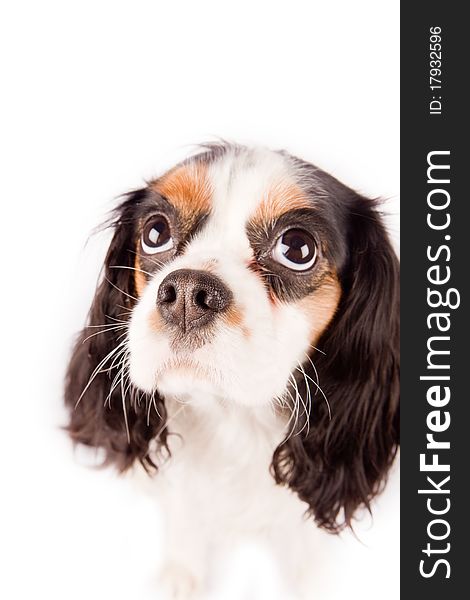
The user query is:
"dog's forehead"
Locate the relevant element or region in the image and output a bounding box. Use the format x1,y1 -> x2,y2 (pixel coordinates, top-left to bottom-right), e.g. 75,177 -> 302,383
209,147 -> 313,226
152,147 -> 311,234
209,147 -> 295,216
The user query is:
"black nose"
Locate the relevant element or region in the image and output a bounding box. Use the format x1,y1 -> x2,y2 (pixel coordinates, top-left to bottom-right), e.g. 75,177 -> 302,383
157,269 -> 232,332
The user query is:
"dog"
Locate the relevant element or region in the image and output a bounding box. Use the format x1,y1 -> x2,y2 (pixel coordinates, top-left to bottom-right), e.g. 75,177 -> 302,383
65,142 -> 399,598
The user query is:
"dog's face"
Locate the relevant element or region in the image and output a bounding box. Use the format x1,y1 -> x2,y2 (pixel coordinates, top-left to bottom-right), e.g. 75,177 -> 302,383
128,147 -> 342,407
65,143 -> 399,532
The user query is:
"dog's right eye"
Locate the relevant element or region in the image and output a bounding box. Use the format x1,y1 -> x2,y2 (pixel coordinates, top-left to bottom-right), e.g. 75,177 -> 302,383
272,228 -> 317,271
141,216 -> 174,254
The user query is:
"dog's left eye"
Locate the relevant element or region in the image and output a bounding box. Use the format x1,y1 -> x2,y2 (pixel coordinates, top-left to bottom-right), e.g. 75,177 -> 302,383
272,228 -> 317,271
141,216 -> 174,254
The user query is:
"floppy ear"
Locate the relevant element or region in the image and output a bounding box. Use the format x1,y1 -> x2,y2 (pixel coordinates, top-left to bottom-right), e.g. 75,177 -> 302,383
272,196 -> 399,532
64,190 -> 168,472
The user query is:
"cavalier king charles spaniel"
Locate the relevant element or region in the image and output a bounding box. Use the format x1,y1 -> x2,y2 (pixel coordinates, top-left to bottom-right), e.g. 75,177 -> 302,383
65,142 -> 399,598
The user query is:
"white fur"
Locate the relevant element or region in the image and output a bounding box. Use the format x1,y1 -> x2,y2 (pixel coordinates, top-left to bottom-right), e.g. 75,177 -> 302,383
128,148 -> 323,598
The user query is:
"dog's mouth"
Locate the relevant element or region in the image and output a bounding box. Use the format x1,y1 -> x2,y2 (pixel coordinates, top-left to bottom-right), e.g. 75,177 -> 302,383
157,354 -> 220,384
167,326 -> 213,352
158,355 -> 202,374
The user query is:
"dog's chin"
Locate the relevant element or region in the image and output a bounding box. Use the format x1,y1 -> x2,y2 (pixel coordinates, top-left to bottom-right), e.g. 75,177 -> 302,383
156,359 -> 223,403
128,351 -> 227,405
132,356 -> 276,408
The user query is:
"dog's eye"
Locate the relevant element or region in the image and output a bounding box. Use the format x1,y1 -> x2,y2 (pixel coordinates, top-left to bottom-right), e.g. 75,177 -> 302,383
272,229 -> 317,271
141,216 -> 174,254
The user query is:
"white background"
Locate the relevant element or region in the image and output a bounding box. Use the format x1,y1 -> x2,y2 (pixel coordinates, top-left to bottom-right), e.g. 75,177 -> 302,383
1,1 -> 399,599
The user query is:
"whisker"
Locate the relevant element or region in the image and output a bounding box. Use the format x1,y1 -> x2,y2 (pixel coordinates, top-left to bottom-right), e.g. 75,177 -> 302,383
106,343 -> 129,374
289,373 -> 309,436
302,368 -> 332,421
257,270 -> 283,282
82,325 -> 128,344
283,385 -> 299,440
110,264 -> 154,278
308,343 -> 326,355
295,362 -> 312,436
151,393 -> 162,420
302,352 -> 320,396
104,355 -> 127,407
155,403 -> 186,437
128,249 -> 165,270
75,340 -> 128,408
104,277 -> 138,302
104,313 -> 129,324
85,321 -> 127,329
120,349 -> 131,443
116,305 -> 134,316
146,392 -> 153,426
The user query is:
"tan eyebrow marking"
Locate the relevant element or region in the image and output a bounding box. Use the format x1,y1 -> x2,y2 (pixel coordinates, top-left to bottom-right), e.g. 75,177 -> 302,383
252,179 -> 311,226
134,162 -> 213,295
150,162 -> 212,235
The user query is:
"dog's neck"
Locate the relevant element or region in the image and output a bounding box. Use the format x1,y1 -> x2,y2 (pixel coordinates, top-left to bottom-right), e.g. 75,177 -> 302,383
161,390 -> 288,465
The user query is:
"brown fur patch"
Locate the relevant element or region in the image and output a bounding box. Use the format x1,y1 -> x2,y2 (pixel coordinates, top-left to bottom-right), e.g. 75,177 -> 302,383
253,179 -> 311,226
296,274 -> 342,345
151,162 -> 212,235
134,253 -> 147,296
148,307 -> 164,333
222,305 -> 251,338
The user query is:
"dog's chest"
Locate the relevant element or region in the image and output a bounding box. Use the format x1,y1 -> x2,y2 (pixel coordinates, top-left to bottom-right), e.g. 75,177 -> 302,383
157,399 -> 300,530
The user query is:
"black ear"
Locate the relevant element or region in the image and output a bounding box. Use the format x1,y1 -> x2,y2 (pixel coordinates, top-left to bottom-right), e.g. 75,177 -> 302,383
64,190 -> 168,472
272,196 -> 399,532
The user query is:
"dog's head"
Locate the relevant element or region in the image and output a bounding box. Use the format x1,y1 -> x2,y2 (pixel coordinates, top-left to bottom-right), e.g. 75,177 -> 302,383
65,143 -> 399,531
